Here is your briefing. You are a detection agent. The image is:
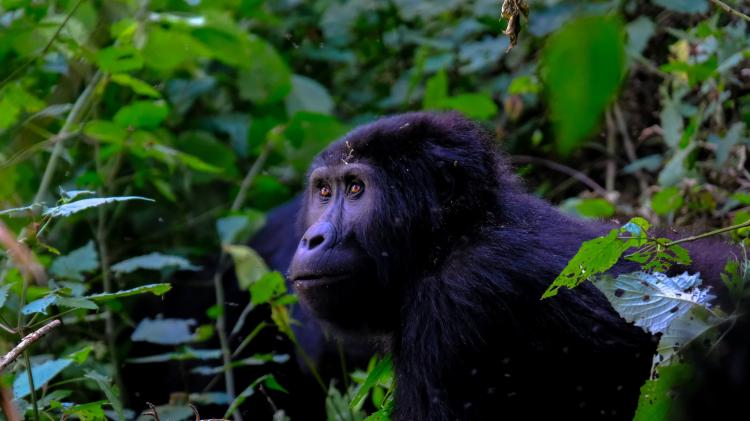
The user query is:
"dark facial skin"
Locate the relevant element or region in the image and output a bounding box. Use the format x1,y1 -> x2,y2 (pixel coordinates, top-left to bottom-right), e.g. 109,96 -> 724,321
289,163 -> 396,332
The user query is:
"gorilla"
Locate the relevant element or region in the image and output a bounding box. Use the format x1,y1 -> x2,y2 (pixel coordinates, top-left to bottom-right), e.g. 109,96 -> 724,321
278,112 -> 739,420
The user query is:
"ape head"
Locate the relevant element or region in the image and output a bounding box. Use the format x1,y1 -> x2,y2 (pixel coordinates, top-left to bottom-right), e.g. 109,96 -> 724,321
289,112 -> 514,333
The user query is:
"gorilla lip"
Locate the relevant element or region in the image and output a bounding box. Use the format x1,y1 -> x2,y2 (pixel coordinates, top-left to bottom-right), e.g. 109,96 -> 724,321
292,273 -> 349,287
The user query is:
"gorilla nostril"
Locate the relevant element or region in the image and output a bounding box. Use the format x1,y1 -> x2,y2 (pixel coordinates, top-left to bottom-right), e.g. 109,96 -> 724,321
308,234 -> 325,250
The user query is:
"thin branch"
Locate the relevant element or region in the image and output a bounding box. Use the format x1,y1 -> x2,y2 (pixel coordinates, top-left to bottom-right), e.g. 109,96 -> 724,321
0,0 -> 85,89
710,0 -> 750,22
231,141 -> 274,212
33,70 -> 103,205
604,110 -> 617,192
0,320 -> 61,372
665,219 -> 750,247
511,155 -> 608,196
613,103 -> 649,194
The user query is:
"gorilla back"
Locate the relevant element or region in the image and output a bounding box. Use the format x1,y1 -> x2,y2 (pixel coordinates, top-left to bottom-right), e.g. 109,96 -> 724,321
287,112 -> 733,420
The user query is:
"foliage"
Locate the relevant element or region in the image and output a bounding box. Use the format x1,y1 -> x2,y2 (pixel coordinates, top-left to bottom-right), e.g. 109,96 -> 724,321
0,0 -> 748,420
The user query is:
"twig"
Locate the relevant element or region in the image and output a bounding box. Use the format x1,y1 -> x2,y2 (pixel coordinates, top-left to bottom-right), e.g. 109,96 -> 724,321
511,155 -> 608,196
211,139 -> 274,421
665,219 -> 750,247
0,385 -> 21,421
231,141 -> 274,212
0,0 -> 85,89
0,320 -> 61,372
710,0 -> 750,22
604,110 -> 617,193
33,70 -> 103,205
0,221 -> 45,285
613,103 -> 649,194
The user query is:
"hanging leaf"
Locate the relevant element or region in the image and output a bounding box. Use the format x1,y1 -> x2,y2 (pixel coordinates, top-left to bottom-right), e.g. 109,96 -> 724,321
87,283 -> 172,301
111,252 -> 201,274
131,318 -> 197,345
224,245 -> 270,290
50,241 -> 99,281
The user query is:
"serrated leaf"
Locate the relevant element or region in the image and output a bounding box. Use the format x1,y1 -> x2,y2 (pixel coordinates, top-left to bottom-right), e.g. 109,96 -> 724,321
131,318 -> 196,345
88,283 -> 171,301
22,295 -> 58,315
50,241 -> 99,281
0,284 -> 12,309
127,348 -> 221,363
216,211 -> 266,245
111,252 -> 200,274
224,245 -> 270,290
42,196 -> 155,218
594,271 -> 714,334
14,358 -> 73,398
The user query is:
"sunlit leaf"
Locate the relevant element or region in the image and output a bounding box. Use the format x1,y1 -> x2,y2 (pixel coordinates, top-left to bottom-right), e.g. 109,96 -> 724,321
113,101 -> 169,130
43,196 -> 154,218
14,358 -> 73,399
88,283 -> 172,301
224,245 -> 270,290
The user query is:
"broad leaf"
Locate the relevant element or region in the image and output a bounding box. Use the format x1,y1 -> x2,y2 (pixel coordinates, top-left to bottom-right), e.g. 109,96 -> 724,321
131,318 -> 197,345
350,355 -> 393,409
541,16 -> 626,156
128,348 -> 221,363
225,245 -> 270,290
50,241 -> 99,281
14,358 -> 73,398
250,272 -> 286,305
594,272 -> 714,334
85,371 -> 125,421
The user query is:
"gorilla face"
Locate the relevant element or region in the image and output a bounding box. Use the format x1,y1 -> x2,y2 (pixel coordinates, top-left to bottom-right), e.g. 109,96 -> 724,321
289,162 -> 396,332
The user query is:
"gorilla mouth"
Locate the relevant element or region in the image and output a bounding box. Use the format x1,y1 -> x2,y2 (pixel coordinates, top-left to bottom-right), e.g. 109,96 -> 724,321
292,273 -> 350,287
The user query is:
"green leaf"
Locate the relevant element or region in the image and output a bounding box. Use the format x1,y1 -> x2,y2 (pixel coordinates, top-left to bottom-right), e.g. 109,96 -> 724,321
113,101 -> 169,130
87,283 -> 172,301
542,218 -> 651,299
131,317 -> 196,345
633,364 -> 693,421
224,245 -> 270,290
651,187 -> 684,216
111,252 -> 201,274
237,35 -> 292,104
43,196 -> 155,218
250,272 -> 286,305
22,295 -> 57,315
63,401 -> 107,420
95,46 -> 143,73
67,345 -> 93,364
142,26 -> 210,72
110,74 -> 161,98
541,16 -> 626,156
575,198 -> 615,218
14,358 -> 73,398
285,75 -> 334,115
350,355 -> 393,409
508,75 -> 541,95
626,17 -> 655,58
50,241 -> 99,281
84,120 -> 128,144
423,69 -> 448,109
264,374 -> 288,393
436,94 -> 498,120
84,371 -> 125,421
660,98 -> 683,148
217,211 -> 266,245
658,144 -> 696,187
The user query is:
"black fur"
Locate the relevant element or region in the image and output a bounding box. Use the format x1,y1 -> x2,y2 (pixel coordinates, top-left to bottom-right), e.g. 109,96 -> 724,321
287,112 -> 736,420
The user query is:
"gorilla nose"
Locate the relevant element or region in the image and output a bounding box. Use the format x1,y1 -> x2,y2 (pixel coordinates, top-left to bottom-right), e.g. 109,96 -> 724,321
300,221 -> 336,251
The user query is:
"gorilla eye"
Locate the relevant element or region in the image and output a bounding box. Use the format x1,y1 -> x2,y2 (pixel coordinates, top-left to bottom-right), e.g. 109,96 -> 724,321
348,181 -> 364,196
319,185 -> 332,198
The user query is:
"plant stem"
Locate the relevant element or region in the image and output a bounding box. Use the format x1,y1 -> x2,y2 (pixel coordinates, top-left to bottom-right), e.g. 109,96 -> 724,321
23,351 -> 39,421
210,138 -> 274,420
33,70 -> 103,205
665,219 -> 750,247
710,0 -> 750,22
